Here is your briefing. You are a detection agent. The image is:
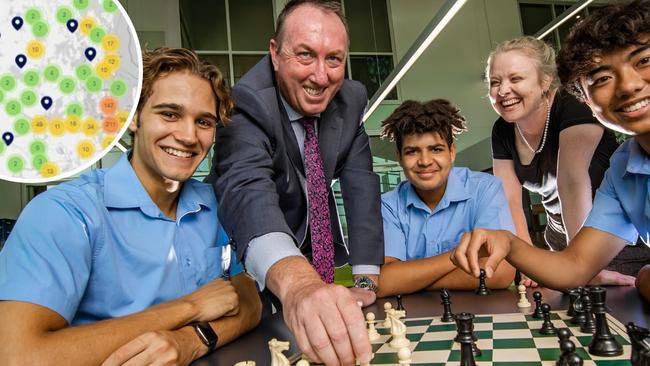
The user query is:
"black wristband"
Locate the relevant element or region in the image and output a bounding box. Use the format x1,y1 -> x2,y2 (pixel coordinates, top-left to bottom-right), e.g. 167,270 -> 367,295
192,322 -> 218,353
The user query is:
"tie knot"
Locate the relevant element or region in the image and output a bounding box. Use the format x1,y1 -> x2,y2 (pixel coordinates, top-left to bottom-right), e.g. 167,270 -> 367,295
299,117 -> 317,130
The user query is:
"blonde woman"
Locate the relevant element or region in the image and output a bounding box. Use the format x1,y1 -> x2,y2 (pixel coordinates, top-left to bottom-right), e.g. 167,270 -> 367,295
486,36 -> 632,286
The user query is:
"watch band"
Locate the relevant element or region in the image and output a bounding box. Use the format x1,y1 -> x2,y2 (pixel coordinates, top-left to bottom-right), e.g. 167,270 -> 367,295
192,322 -> 218,353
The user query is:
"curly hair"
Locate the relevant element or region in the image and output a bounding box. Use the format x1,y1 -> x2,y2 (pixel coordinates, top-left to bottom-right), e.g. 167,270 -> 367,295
138,47 -> 233,125
557,0 -> 650,101
381,99 -> 467,152
486,36 -> 560,92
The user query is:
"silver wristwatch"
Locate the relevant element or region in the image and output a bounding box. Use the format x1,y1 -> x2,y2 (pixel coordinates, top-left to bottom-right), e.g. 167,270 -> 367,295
353,275 -> 378,293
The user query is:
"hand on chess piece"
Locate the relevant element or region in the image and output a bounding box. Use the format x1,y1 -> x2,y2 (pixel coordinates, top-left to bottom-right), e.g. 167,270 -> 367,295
450,229 -> 513,278
270,260 -> 372,366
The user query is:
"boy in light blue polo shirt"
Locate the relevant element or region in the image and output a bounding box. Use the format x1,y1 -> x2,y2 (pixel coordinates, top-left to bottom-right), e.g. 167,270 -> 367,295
450,0 -> 650,301
377,99 -> 516,297
0,48 -> 261,365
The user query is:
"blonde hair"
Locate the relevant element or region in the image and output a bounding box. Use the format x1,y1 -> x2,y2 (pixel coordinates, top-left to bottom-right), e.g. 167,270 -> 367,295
486,36 -> 560,92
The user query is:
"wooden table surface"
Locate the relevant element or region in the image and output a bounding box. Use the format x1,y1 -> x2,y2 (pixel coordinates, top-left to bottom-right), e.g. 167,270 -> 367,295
193,286 -> 650,366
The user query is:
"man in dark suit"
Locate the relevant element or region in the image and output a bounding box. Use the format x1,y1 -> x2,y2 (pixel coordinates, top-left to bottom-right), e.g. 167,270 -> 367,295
206,0 -> 383,364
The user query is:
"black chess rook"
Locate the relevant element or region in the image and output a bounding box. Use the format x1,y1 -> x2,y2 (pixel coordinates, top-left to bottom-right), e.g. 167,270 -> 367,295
587,287 -> 623,357
455,312 -> 477,366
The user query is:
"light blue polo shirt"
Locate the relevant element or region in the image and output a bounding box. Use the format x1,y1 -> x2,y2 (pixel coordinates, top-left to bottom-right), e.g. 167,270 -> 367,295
0,154 -> 242,325
382,167 -> 515,261
584,139 -> 649,244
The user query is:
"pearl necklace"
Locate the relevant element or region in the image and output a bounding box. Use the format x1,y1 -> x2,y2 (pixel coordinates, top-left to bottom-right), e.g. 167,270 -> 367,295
516,99 -> 551,154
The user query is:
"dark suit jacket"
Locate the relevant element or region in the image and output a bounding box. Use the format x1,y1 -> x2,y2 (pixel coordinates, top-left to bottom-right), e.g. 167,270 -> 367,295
207,55 -> 383,267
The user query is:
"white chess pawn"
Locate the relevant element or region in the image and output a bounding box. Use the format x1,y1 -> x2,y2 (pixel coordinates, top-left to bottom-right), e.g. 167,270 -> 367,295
517,284 -> 531,308
366,312 -> 380,341
383,302 -> 393,328
398,347 -> 411,365
296,360 -> 310,366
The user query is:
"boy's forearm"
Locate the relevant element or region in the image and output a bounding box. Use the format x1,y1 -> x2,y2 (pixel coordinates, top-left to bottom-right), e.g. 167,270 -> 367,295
377,255 -> 456,297
1,298 -> 199,366
208,275 -> 262,350
428,259 -> 515,290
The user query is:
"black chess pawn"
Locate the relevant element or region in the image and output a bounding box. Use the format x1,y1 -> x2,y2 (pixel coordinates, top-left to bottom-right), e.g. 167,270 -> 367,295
455,312 -> 477,366
532,291 -> 544,319
567,288 -> 581,317
440,288 -> 454,323
556,329 -> 572,366
565,352 -> 584,366
540,303 -> 557,335
396,294 -> 405,312
557,338 -> 576,366
587,287 -> 623,357
475,269 -> 490,296
579,294 -> 596,334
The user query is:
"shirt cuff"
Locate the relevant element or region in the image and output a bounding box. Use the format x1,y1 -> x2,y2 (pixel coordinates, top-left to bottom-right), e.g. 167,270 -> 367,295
351,265 -> 380,276
245,232 -> 303,290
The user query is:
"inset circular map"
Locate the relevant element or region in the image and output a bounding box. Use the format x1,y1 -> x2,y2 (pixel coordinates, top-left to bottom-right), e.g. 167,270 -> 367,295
0,0 -> 142,183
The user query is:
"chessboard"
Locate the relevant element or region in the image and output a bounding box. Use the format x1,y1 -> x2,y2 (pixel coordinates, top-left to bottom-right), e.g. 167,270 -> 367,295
298,310 -> 632,365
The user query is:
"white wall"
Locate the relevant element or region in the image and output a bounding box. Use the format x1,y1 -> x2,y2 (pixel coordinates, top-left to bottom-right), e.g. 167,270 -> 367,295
366,0 -> 523,170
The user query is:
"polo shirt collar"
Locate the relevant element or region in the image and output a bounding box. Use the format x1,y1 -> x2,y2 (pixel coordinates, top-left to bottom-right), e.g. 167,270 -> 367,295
405,168 -> 472,213
103,154 -> 211,219
625,139 -> 650,176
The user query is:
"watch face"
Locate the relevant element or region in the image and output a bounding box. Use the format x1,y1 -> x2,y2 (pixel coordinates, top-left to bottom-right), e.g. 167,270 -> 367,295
355,276 -> 377,292
194,322 -> 218,351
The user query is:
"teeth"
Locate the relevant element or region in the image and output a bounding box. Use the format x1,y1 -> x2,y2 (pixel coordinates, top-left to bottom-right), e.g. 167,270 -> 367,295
304,87 -> 323,96
501,99 -> 520,107
621,98 -> 650,112
163,147 -> 193,158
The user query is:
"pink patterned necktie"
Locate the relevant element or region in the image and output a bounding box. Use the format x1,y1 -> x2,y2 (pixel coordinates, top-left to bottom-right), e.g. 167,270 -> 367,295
300,117 -> 335,283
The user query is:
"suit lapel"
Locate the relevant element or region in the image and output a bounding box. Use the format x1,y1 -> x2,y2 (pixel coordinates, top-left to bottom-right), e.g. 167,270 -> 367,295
319,104 -> 342,184
277,95 -> 305,174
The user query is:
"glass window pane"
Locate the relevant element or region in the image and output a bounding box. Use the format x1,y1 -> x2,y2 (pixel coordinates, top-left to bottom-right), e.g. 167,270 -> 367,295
345,0 -> 392,52
350,55 -> 397,100
555,5 -> 588,44
180,0 -> 228,50
233,55 -> 266,84
230,0 -> 275,51
198,54 -> 231,85
519,3 -> 553,36
137,31 -> 166,49
369,137 -> 402,193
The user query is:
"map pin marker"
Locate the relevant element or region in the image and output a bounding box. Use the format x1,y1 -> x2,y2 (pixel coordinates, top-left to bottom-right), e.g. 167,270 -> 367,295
66,19 -> 78,33
15,54 -> 27,68
84,47 -> 96,62
2,132 -> 14,147
41,96 -> 52,110
12,16 -> 23,30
